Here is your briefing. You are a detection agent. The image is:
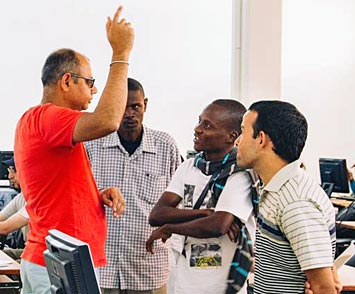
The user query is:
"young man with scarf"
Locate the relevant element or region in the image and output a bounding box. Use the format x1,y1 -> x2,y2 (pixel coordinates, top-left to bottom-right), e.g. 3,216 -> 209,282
146,99 -> 256,294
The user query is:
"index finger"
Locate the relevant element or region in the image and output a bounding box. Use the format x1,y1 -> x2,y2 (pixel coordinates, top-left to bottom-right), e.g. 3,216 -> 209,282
112,6 -> 123,23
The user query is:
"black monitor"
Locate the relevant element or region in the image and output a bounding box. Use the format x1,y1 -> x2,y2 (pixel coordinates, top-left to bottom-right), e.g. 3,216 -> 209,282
319,158 -> 349,196
0,151 -> 14,180
44,229 -> 100,294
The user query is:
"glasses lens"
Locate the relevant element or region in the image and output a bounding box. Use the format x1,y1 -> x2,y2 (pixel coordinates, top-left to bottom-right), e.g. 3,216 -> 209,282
70,74 -> 94,88
87,79 -> 95,88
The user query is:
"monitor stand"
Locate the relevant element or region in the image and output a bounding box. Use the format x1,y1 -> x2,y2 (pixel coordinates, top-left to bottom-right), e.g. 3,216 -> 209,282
322,182 -> 334,197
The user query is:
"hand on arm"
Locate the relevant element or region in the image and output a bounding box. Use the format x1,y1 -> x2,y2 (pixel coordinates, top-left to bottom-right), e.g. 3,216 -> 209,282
227,220 -> 240,243
100,187 -> 125,218
73,6 -> 135,143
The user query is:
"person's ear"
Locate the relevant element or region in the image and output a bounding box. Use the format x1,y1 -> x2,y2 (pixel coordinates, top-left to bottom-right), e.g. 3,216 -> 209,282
143,98 -> 148,112
229,131 -> 239,143
258,131 -> 271,148
61,73 -> 71,91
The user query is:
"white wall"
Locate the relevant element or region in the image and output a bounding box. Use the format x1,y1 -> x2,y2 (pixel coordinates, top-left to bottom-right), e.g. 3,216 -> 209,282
0,0 -> 232,157
239,0 -> 282,103
282,0 -> 355,178
3,1 -> 352,180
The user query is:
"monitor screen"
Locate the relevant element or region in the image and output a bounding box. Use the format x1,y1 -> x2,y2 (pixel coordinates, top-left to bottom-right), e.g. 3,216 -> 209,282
319,158 -> 349,194
0,151 -> 14,180
44,229 -> 100,294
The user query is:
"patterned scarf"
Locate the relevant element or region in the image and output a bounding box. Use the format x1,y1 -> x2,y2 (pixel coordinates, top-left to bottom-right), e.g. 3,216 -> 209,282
193,147 -> 258,294
193,147 -> 242,209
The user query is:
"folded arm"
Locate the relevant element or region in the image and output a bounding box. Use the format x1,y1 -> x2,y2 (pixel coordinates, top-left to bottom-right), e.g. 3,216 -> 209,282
148,191 -> 213,227
147,208 -> 235,254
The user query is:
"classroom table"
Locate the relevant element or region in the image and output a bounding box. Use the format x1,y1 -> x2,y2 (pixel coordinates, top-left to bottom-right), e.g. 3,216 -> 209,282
0,250 -> 20,275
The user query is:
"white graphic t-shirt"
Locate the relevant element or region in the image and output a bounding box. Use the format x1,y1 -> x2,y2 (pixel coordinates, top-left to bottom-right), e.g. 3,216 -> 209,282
166,159 -> 255,294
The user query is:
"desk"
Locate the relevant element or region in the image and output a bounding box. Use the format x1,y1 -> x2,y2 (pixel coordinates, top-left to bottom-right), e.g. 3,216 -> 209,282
0,251 -> 20,275
332,198 -> 353,208
336,221 -> 355,230
338,264 -> 355,292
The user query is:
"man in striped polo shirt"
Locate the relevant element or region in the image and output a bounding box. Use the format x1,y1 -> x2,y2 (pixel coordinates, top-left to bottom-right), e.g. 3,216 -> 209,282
236,100 -> 337,294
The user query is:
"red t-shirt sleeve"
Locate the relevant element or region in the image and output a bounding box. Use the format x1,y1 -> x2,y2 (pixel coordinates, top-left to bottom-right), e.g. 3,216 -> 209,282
36,104 -> 84,147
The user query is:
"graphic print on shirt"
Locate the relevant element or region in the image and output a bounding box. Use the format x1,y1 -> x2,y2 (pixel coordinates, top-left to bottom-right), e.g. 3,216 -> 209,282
190,242 -> 222,268
183,184 -> 195,208
183,184 -> 214,209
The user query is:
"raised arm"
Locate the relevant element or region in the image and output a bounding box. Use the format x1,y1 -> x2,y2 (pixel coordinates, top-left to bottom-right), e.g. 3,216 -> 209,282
73,6 -> 134,143
149,191 -> 213,227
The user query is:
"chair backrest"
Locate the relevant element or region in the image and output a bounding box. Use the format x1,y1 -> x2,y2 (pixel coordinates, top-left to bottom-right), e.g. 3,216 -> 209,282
0,234 -> 7,250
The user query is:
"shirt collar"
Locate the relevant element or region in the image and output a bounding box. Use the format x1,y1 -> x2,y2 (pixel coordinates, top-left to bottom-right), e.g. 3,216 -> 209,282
262,159 -> 301,193
102,125 -> 157,154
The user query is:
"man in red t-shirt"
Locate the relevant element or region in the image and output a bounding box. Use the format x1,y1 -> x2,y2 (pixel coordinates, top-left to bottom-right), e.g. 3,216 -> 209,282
14,6 -> 134,294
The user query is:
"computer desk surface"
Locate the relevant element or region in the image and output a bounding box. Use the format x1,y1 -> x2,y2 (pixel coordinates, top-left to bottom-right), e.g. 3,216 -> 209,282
0,251 -> 20,275
331,193 -> 355,208
331,192 -> 355,201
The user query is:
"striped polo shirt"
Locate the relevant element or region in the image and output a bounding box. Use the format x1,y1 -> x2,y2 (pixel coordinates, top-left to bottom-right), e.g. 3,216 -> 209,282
254,160 -> 336,294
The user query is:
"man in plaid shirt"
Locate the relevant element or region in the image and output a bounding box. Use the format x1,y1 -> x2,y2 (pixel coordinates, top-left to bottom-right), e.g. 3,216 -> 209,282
86,78 -> 181,294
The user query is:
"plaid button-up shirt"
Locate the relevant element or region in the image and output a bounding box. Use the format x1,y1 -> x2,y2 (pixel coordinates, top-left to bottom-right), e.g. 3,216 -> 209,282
85,126 -> 181,290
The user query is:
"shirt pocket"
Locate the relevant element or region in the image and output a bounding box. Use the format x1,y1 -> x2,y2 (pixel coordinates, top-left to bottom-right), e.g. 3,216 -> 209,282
138,172 -> 167,205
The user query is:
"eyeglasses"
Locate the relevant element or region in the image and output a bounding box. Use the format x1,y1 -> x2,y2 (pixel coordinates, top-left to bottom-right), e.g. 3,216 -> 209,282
70,73 -> 95,88
7,166 -> 16,174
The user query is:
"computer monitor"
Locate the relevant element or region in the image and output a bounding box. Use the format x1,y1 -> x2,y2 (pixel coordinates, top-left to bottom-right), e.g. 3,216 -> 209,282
44,229 -> 100,294
319,158 -> 349,196
0,151 -> 14,180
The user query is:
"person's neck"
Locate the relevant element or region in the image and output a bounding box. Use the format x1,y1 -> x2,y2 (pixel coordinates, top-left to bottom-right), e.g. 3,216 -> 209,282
41,94 -> 54,105
203,146 -> 234,162
118,128 -> 143,143
41,88 -> 65,107
255,154 -> 288,185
